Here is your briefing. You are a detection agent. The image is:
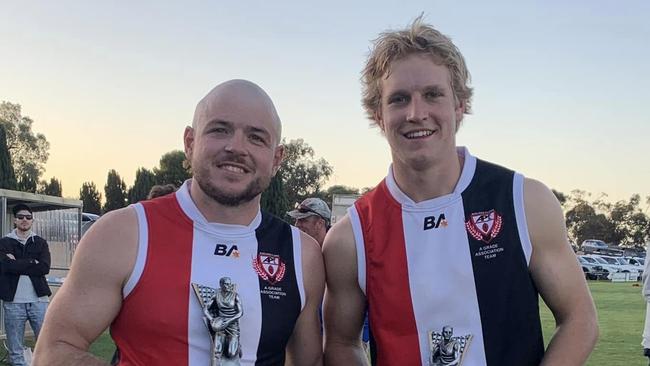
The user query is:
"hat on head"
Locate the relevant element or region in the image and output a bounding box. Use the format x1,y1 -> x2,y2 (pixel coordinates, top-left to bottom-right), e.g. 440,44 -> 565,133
12,204 -> 32,216
287,198 -> 331,222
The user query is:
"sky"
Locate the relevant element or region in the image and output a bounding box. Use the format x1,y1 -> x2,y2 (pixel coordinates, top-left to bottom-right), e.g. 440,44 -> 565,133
1,0 -> 649,204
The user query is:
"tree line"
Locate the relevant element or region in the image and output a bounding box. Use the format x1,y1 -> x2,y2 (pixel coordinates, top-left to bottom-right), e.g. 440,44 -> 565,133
1,101 -> 649,247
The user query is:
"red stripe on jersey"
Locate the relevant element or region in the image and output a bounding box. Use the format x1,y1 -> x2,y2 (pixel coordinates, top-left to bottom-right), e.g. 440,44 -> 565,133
355,180 -> 421,365
111,194 -> 194,365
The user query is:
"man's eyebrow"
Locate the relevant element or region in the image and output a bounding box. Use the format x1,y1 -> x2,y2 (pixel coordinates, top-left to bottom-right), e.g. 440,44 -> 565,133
247,126 -> 272,140
204,119 -> 233,127
385,89 -> 409,98
422,85 -> 446,93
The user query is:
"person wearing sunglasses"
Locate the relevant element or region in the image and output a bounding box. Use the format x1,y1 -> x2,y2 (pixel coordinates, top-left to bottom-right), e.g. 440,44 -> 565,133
287,198 -> 332,248
0,204 -> 51,366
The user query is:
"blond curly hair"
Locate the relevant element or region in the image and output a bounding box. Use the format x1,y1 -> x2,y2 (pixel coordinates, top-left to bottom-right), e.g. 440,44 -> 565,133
361,15 -> 473,124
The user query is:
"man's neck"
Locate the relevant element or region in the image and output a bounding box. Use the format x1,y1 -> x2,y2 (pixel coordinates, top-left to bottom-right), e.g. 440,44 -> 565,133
392,149 -> 464,203
15,228 -> 30,239
189,180 -> 260,226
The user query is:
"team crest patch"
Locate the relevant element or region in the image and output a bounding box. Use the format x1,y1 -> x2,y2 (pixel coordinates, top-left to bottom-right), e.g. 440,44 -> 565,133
253,252 -> 286,285
428,326 -> 472,366
465,209 -> 503,243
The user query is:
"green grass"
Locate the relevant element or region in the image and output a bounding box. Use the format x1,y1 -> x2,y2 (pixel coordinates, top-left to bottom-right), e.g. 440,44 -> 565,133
541,281 -> 647,366
2,281 -> 645,365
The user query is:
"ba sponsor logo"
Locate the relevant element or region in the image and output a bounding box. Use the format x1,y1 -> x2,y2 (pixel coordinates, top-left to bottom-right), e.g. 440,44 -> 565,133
214,243 -> 240,258
423,214 -> 448,230
253,252 -> 286,285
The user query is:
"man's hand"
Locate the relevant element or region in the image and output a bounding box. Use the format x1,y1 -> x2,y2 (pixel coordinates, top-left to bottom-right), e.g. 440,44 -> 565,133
6,254 -> 15,260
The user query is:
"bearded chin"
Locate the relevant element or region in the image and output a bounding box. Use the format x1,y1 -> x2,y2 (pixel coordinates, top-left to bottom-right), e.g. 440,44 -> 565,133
194,167 -> 271,207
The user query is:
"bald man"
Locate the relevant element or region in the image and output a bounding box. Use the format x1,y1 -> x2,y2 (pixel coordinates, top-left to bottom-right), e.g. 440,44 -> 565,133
33,80 -> 325,366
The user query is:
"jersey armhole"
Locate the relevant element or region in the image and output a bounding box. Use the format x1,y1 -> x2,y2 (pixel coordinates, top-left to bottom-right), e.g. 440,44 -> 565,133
291,226 -> 306,310
122,203 -> 149,299
348,205 -> 367,295
513,173 -> 533,266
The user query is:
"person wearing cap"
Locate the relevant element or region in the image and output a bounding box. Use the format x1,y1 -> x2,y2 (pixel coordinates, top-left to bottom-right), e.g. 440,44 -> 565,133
287,198 -> 331,247
0,204 -> 51,366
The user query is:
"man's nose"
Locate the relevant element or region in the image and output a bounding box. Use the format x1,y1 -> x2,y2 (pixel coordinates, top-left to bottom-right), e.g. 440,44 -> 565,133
224,130 -> 248,155
406,95 -> 428,123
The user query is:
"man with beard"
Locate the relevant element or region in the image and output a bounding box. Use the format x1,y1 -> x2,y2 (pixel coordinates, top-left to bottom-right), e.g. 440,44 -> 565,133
34,80 -> 325,366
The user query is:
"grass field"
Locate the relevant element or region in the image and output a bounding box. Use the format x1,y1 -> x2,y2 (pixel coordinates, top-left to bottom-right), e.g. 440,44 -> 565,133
1,281 -> 646,365
541,281 -> 647,366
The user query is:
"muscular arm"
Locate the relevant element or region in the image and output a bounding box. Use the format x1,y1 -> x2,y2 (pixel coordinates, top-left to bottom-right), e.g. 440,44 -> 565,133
525,179 -> 598,365
322,216 -> 368,366
285,232 -> 325,366
33,208 -> 138,366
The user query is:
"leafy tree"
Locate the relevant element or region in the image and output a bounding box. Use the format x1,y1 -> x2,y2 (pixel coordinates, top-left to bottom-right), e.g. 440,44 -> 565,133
0,101 -> 49,190
103,170 -> 127,213
608,195 -> 650,246
16,165 -> 39,192
565,201 -> 616,246
320,185 -> 360,207
564,191 -> 650,247
38,177 -> 62,197
0,124 -> 17,190
261,172 -> 290,219
154,150 -> 191,187
280,139 -> 333,206
80,182 -> 102,214
128,167 -> 157,203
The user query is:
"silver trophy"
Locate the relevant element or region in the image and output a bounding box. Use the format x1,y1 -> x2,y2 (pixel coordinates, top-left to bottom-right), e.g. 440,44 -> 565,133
428,325 -> 472,366
193,277 -> 243,366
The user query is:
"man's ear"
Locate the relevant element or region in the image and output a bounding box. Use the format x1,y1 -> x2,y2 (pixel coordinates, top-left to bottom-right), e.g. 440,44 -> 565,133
272,144 -> 285,176
454,99 -> 465,131
374,110 -> 386,132
184,126 -> 195,162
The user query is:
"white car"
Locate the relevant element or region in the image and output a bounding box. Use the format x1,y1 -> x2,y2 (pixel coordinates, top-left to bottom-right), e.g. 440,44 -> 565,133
590,255 -> 641,280
579,255 -> 615,280
622,256 -> 645,267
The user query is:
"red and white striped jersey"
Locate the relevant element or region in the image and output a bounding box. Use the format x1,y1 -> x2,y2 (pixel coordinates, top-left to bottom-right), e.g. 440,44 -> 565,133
349,148 -> 544,366
111,181 -> 305,365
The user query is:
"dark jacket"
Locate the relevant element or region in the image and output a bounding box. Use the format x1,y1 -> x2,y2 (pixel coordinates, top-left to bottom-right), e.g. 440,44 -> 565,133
0,234 -> 52,301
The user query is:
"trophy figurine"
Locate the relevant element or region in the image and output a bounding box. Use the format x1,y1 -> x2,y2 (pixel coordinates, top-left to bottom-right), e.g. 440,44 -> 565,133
193,277 -> 244,366
429,325 -> 472,366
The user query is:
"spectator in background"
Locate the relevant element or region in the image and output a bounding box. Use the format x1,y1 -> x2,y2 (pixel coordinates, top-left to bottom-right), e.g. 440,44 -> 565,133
147,184 -> 177,200
642,247 -> 650,365
0,204 -> 51,366
287,198 -> 331,247
288,198 -> 371,348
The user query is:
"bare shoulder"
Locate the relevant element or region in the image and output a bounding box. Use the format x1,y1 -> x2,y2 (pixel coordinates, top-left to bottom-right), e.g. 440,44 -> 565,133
322,215 -> 355,257
72,206 -> 139,286
298,231 -> 325,303
322,215 -> 357,282
299,231 -> 323,263
523,177 -> 567,249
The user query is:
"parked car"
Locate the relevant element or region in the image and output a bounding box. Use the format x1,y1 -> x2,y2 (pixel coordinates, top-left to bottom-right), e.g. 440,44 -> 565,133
581,239 -> 608,253
577,256 -> 609,280
590,254 -> 641,280
81,212 -> 100,237
622,256 -> 645,267
581,255 -> 618,278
